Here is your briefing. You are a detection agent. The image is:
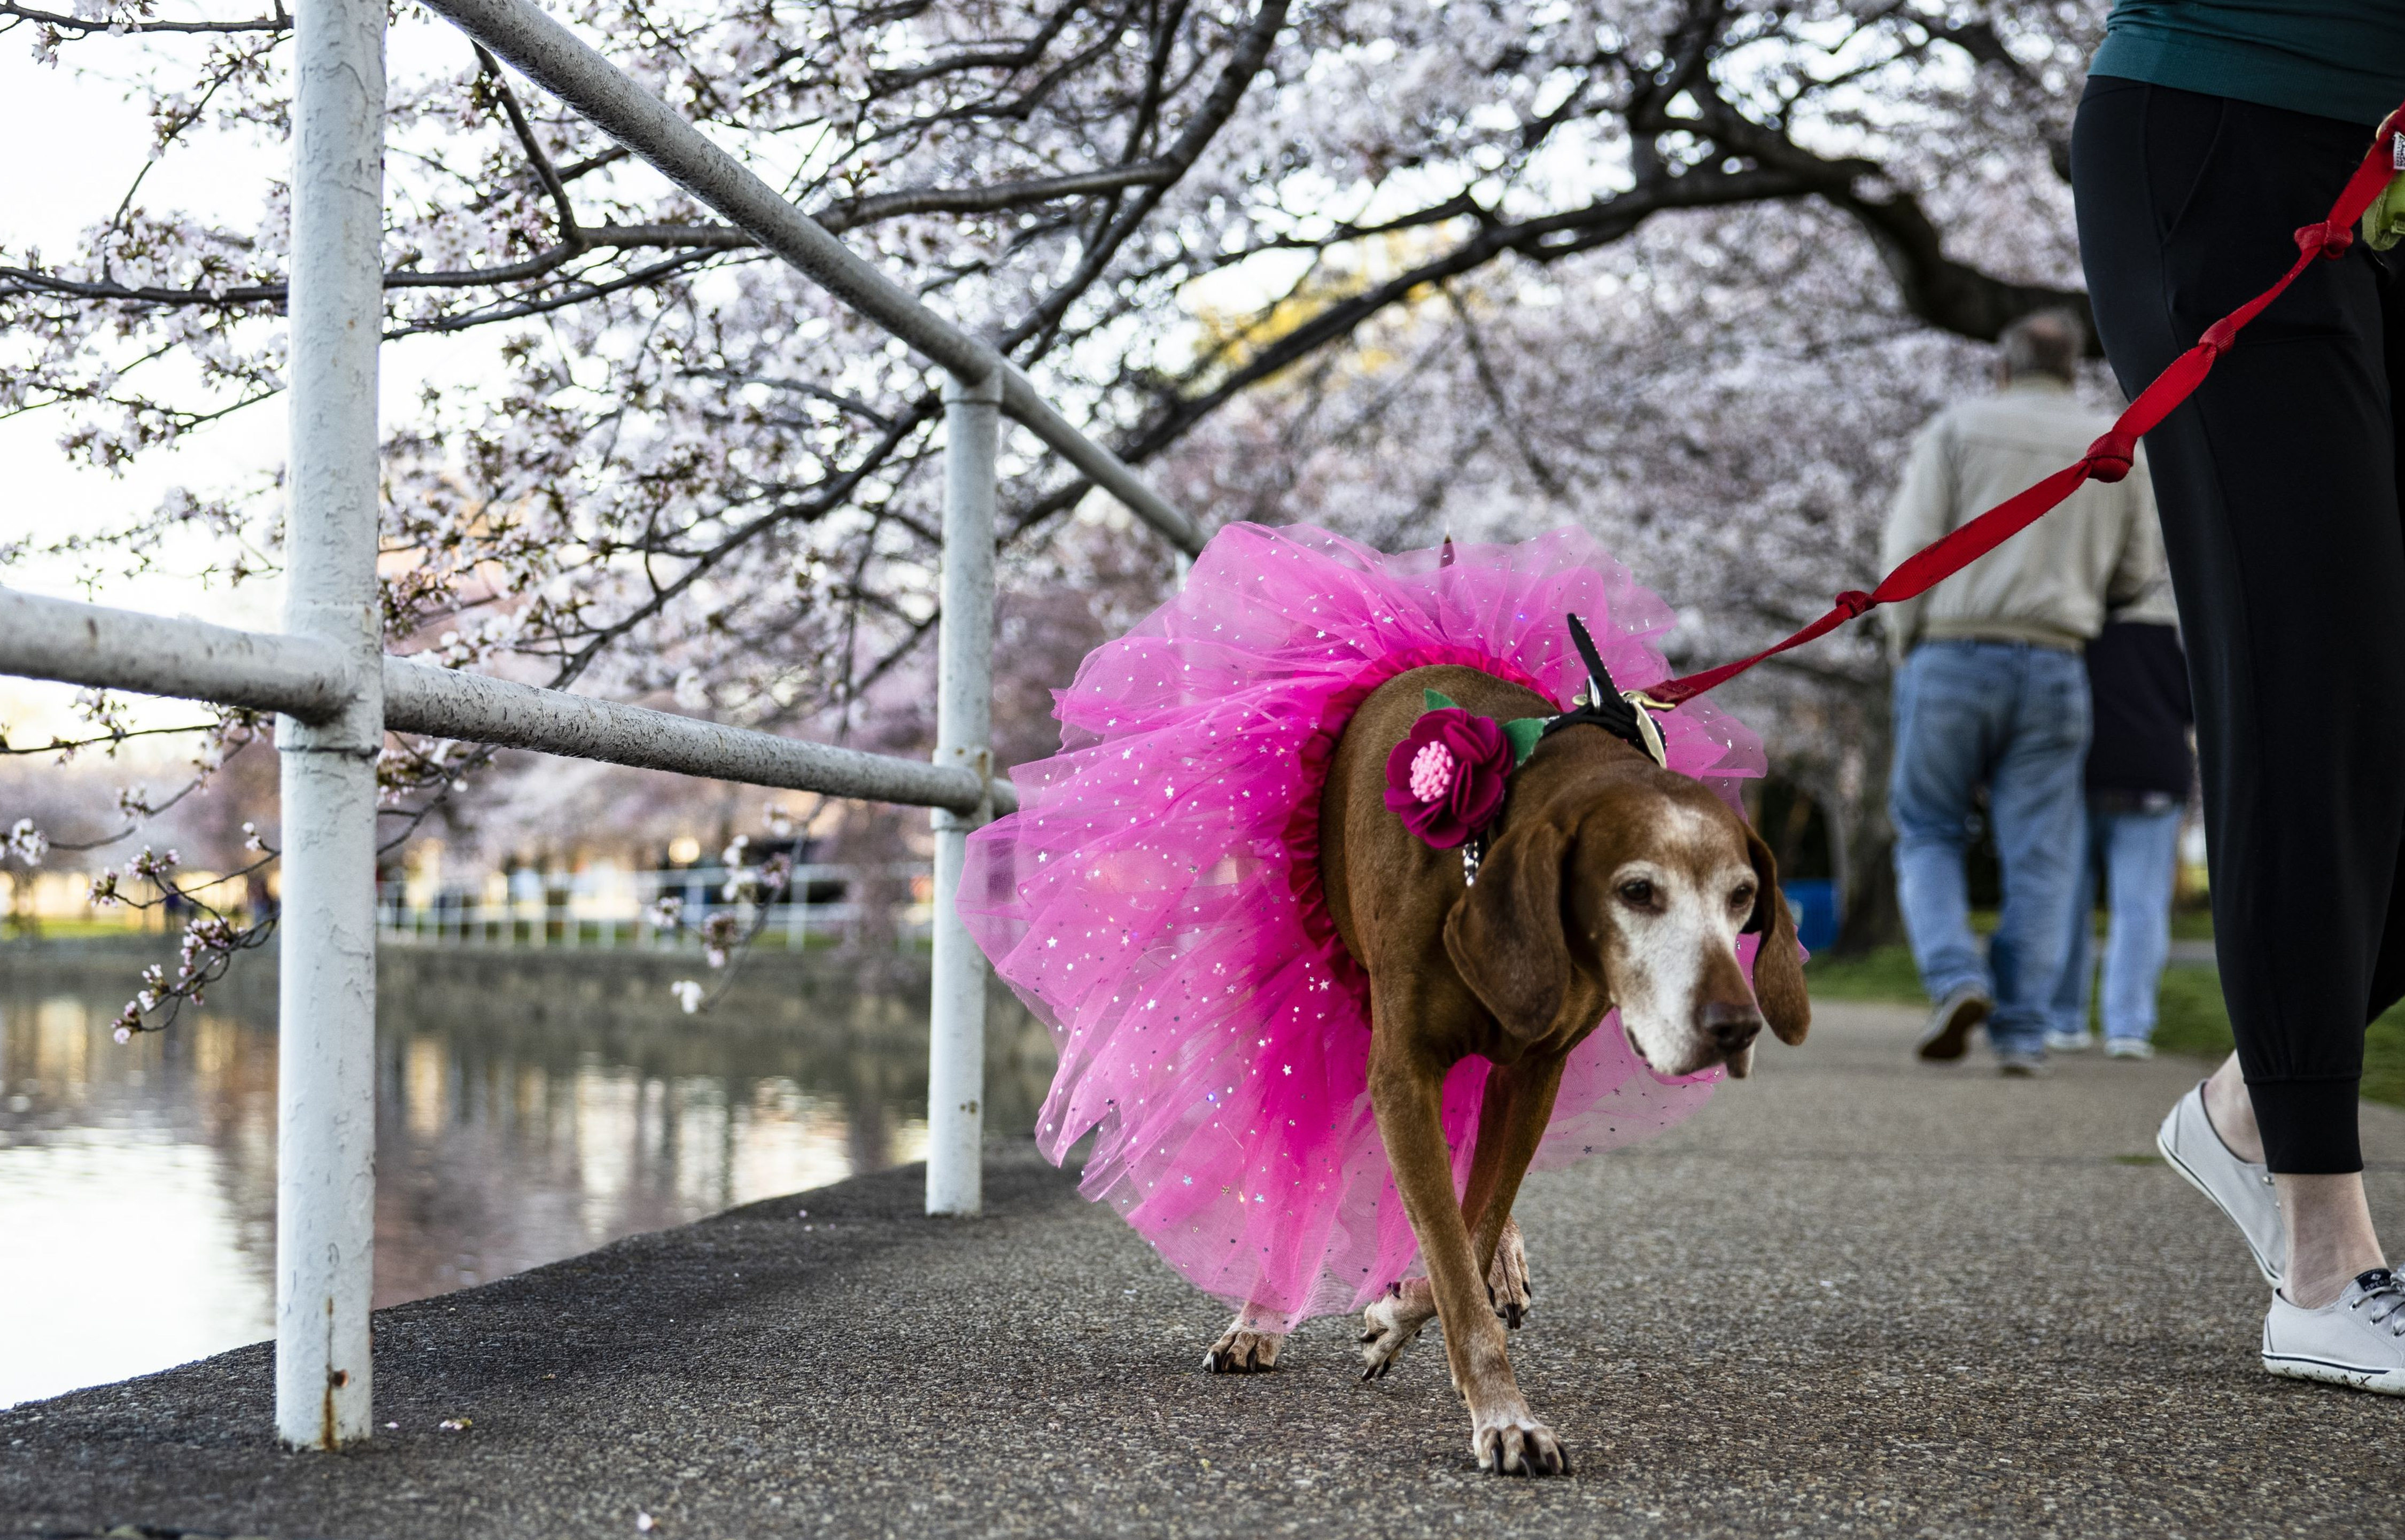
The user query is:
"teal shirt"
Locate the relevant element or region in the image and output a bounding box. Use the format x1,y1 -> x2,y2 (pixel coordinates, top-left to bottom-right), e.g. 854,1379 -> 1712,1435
2093,1 -> 2405,125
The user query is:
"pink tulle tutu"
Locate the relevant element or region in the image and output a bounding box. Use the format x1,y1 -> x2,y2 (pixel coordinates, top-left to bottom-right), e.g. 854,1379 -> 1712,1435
959,524 -> 1768,1330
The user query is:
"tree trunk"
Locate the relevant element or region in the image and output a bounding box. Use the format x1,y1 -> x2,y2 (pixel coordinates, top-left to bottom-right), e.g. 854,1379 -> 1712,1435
1835,827 -> 1903,954
1828,681 -> 1905,955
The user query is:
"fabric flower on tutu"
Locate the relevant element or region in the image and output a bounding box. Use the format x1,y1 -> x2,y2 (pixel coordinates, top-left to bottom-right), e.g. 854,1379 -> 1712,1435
1383,707 -> 1514,849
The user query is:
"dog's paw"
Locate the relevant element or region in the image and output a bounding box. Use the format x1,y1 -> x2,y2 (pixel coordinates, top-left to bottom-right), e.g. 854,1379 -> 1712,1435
1486,1217 -> 1531,1331
1202,1319 -> 1284,1374
1471,1406 -> 1568,1477
1357,1279 -> 1436,1380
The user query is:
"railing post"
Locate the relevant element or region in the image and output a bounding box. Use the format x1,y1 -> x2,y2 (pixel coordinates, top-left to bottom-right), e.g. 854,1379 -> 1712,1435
927,369 -> 1000,1217
274,0 -> 385,1450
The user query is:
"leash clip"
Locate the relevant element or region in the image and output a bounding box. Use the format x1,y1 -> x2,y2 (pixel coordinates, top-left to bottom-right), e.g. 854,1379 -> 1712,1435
1619,691 -> 1672,769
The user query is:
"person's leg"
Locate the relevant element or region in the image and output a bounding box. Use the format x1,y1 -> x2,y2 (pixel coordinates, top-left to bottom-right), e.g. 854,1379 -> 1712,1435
1984,648 -> 2093,1061
2047,805 -> 2105,1046
2100,805 -> 2182,1045
2077,81 -> 2405,1308
2205,1052 -> 2390,1301
1889,643 -> 2003,1002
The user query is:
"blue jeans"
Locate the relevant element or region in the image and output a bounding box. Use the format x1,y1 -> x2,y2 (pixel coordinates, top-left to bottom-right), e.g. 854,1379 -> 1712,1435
1890,642 -> 2093,1054
2049,799 -> 2183,1043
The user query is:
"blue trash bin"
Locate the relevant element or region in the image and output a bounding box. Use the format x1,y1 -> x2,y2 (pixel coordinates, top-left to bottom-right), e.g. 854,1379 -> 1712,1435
1781,878 -> 1840,954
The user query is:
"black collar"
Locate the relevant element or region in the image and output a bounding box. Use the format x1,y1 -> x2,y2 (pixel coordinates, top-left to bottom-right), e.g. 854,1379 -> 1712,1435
1539,612 -> 1666,766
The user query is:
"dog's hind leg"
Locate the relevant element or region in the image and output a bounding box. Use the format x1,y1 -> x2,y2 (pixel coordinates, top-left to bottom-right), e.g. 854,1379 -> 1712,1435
1487,1216 -> 1531,1331
1360,1218 -> 1530,1376
1203,1311 -> 1285,1374
1357,1278 -> 1437,1377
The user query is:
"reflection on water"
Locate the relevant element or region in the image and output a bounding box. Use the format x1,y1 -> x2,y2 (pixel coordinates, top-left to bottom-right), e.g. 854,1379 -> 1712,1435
0,951 -> 1051,1408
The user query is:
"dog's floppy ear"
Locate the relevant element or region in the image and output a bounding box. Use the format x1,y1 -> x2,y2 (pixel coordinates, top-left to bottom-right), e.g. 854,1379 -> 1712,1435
1444,818 -> 1570,1038
1741,826 -> 1811,1046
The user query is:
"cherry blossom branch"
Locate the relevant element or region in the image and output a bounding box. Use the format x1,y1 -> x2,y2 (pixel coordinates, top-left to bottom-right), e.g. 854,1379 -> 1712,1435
0,0 -> 289,35
475,42 -> 582,242
660,827 -> 806,1014
0,720 -> 227,756
996,0 -> 1291,355
0,166 -> 1186,313
86,844 -> 280,1040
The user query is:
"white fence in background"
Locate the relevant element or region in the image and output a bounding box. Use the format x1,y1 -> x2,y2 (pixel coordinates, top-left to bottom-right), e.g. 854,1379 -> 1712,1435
373,863 -> 937,950
0,0 -> 1201,1448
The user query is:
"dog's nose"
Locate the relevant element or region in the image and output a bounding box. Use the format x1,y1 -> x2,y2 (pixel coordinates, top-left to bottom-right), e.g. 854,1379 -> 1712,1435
1701,1001 -> 1762,1054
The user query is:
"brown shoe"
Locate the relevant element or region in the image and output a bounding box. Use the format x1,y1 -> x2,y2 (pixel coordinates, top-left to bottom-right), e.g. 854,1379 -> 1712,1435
1915,986 -> 1991,1061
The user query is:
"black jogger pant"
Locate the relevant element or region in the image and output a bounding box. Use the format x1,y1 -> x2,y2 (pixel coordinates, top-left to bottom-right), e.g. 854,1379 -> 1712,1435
2073,77 -> 2405,1173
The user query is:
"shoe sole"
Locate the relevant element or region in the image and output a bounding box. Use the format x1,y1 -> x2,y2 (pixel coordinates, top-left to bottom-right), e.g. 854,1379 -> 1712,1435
2261,1353 -> 2405,1395
1916,997 -> 1990,1062
2157,1120 -> 2282,1287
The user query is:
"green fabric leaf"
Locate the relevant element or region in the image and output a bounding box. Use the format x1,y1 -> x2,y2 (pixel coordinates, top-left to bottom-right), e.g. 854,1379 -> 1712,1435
2367,173 -> 2405,252
1502,716 -> 1546,766
1416,689 -> 1553,767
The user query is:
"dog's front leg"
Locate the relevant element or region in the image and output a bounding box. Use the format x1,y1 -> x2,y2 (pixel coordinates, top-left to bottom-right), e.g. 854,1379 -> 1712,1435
1367,1038 -> 1566,1476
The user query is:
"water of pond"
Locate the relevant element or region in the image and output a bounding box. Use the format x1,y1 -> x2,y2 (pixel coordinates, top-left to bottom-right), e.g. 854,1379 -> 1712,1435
0,949 -> 1053,1409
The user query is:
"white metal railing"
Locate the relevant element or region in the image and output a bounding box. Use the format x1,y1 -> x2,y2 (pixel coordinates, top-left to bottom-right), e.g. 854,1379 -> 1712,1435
0,0 -> 1203,1449
13,589 -> 1023,814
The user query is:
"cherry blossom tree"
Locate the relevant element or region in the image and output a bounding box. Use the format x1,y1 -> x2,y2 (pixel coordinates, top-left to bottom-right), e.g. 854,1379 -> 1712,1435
1,0 -> 2109,995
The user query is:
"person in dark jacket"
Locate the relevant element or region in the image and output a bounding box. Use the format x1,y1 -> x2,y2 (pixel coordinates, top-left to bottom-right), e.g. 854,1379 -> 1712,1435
2046,581 -> 2192,1060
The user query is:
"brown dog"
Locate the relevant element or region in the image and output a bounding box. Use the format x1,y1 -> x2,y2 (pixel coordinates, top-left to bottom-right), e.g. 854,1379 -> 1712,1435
1204,663 -> 1810,1474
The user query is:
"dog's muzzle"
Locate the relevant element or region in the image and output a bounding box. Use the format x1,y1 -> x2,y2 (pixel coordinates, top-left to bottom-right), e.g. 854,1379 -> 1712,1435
1700,1000 -> 1762,1059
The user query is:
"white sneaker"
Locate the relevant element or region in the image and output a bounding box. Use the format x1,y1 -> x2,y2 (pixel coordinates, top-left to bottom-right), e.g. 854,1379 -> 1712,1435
2104,1038 -> 2154,1061
2262,1270 -> 2405,1394
2044,1030 -> 2096,1053
2156,1081 -> 2284,1286
1995,1049 -> 2050,1077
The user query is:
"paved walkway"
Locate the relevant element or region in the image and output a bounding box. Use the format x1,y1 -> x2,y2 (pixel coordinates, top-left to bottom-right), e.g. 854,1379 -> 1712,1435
6,1002 -> 2403,1538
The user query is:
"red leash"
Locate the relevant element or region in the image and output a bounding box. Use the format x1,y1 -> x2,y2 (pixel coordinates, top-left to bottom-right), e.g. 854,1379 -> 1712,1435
1643,103 -> 2405,711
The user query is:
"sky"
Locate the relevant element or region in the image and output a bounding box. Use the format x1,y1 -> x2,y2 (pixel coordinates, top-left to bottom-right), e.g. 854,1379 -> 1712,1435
0,18 -> 488,745
1,35 -> 250,740
1,31 -> 284,608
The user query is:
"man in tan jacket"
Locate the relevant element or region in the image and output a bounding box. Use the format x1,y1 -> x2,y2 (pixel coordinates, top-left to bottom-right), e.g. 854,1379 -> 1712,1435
1884,308 -> 2160,1074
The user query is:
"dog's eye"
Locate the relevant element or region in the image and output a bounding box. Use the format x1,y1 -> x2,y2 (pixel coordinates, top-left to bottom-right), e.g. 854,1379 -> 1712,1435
1617,879 -> 1656,908
1730,883 -> 1757,913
